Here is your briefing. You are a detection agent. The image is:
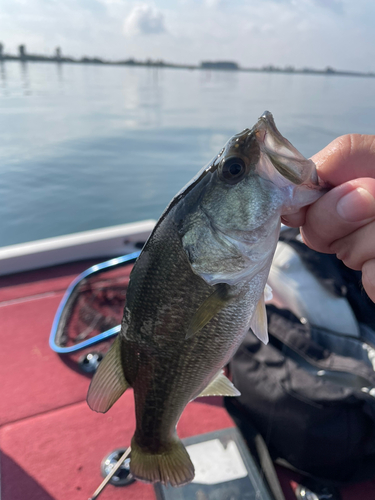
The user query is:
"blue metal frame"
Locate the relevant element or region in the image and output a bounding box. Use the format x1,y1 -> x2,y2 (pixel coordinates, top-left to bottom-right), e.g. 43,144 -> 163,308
49,251 -> 141,354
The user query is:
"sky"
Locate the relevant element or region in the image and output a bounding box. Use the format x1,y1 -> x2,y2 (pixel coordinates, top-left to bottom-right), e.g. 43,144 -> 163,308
2,0 -> 375,72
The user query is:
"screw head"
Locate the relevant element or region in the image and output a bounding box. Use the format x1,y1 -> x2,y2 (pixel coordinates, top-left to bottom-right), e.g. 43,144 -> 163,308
100,448 -> 135,487
78,352 -> 103,373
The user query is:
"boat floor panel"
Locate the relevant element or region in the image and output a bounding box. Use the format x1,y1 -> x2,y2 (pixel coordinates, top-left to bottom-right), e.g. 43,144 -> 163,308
0,260 -> 100,302
0,292 -> 89,425
1,395 -> 234,500
1,260 -> 375,499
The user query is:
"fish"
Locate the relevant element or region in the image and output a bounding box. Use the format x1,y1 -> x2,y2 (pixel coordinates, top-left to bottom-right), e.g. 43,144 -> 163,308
87,111 -> 323,487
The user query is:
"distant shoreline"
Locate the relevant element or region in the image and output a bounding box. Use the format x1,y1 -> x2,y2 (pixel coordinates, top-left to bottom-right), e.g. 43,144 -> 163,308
1,52 -> 374,79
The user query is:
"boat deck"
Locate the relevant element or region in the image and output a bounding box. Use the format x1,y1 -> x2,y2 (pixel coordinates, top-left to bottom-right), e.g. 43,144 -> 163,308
1,261 -> 374,500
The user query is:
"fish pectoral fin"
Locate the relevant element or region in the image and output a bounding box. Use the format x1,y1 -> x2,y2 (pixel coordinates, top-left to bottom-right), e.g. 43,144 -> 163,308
197,370 -> 241,398
186,283 -> 230,339
249,293 -> 269,345
86,335 -> 130,413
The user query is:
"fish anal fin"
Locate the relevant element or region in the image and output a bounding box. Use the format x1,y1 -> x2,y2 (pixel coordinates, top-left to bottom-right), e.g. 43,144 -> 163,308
130,437 -> 195,487
186,283 -> 230,339
197,370 -> 240,398
86,335 -> 130,413
250,293 -> 269,345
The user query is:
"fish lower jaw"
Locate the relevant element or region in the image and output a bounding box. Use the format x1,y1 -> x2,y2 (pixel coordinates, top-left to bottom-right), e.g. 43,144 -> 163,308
130,435 -> 195,487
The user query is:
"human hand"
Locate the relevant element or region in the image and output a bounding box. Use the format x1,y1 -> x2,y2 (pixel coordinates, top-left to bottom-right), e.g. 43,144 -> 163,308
281,134 -> 375,303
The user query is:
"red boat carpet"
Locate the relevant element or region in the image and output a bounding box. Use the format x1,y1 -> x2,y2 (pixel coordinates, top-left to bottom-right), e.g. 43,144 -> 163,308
1,261 -> 375,500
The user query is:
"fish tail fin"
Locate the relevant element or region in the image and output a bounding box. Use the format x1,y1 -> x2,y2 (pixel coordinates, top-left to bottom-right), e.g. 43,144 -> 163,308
87,335 -> 130,413
130,436 -> 195,487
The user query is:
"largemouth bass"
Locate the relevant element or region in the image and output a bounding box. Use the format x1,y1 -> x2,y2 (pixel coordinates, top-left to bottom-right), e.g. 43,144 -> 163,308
87,111 -> 323,486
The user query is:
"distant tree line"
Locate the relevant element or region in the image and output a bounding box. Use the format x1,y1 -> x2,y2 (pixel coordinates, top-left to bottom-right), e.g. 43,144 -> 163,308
0,43 -> 374,78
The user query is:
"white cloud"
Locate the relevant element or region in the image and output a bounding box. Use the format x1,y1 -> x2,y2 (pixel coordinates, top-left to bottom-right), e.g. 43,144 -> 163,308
123,4 -> 166,36
309,0 -> 344,14
0,0 -> 374,71
98,0 -> 126,4
205,0 -> 224,7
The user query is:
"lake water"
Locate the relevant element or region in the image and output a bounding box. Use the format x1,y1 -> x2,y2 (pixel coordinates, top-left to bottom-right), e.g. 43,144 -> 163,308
1,61 -> 375,247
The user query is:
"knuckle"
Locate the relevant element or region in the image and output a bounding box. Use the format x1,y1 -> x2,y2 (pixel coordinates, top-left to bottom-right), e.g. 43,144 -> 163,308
337,134 -> 363,162
334,241 -> 362,271
341,256 -> 362,272
300,227 -> 331,254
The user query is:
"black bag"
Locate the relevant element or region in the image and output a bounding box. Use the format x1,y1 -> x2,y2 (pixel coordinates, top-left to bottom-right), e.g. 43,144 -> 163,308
225,232 -> 375,486
226,306 -> 375,484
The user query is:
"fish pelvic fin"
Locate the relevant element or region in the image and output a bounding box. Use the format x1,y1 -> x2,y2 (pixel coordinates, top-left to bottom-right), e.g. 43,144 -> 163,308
130,436 -> 195,487
186,283 -> 230,339
86,335 -> 130,413
249,291 -> 269,345
197,369 -> 240,398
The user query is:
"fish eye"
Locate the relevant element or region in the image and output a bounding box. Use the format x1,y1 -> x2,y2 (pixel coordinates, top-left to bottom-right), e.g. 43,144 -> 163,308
220,157 -> 247,184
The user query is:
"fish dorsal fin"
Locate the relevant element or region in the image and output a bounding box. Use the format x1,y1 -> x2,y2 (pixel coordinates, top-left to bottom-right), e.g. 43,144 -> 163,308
87,335 -> 130,413
250,292 -> 269,345
186,283 -> 230,339
197,370 -> 241,398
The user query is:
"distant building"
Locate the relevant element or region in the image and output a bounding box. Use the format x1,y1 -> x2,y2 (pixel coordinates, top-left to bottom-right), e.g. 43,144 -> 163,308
80,56 -> 104,64
201,61 -> 239,70
55,47 -> 61,61
19,44 -> 26,60
262,65 -> 281,72
0,43 -> 3,59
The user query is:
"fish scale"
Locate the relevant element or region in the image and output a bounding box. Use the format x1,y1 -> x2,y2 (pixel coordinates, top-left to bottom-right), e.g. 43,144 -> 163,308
87,111 -> 324,487
124,217 -> 247,446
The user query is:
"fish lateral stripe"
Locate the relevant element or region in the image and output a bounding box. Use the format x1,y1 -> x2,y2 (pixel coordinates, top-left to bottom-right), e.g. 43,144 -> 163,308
86,335 -> 130,413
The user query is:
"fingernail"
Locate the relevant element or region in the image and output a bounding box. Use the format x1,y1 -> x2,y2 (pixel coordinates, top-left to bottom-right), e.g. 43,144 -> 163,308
336,188 -> 375,222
